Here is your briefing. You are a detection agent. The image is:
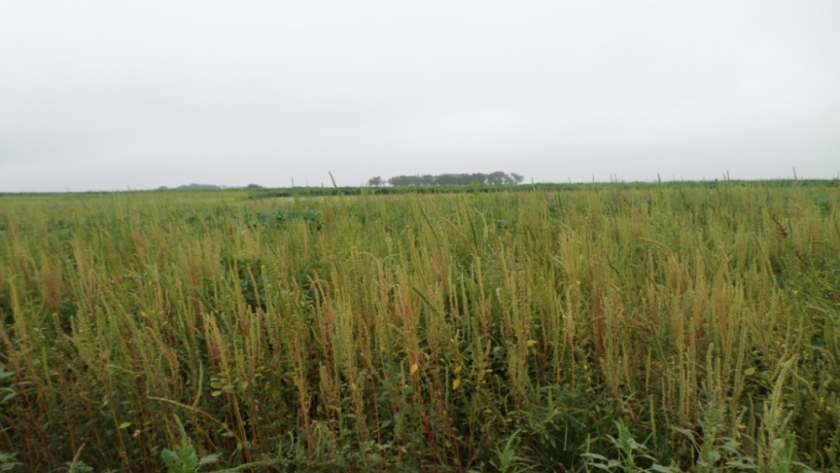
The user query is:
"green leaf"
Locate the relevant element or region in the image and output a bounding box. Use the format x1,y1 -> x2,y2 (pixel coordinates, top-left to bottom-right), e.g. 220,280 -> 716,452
197,453 -> 220,466
582,453 -> 608,461
1,390 -> 16,404
650,465 -> 675,473
160,449 -> 179,467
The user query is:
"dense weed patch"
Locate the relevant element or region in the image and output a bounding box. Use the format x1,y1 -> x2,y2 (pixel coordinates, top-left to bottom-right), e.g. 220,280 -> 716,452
0,183 -> 838,471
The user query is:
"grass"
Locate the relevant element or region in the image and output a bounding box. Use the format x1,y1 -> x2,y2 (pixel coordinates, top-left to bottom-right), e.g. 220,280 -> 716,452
0,181 -> 838,471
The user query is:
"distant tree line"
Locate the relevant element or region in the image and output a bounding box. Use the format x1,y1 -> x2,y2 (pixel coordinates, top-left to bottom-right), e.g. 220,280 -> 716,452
157,183 -> 261,191
368,172 -> 524,187
157,183 -> 228,191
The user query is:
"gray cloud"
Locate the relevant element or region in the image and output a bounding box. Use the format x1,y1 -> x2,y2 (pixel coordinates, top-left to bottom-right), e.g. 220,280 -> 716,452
1,1 -> 839,191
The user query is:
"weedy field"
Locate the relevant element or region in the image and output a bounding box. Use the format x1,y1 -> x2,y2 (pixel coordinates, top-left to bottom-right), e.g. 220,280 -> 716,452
0,182 -> 838,472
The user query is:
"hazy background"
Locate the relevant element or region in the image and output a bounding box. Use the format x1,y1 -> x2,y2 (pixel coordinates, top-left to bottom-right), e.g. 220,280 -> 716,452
1,1 -> 839,192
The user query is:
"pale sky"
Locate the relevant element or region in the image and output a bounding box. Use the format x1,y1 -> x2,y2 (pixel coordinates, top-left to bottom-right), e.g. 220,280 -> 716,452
1,1 -> 839,192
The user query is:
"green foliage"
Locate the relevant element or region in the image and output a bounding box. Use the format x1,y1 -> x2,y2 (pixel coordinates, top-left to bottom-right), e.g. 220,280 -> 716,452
0,368 -> 18,472
0,451 -> 21,472
583,421 -> 679,473
0,182 -> 837,471
0,367 -> 15,404
161,416 -> 220,473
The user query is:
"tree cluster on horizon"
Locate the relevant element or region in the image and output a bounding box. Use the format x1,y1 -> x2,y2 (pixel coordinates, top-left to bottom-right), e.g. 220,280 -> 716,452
369,171 -> 524,187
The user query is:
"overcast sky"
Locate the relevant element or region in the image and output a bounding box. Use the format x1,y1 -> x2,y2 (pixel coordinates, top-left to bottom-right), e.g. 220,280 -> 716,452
1,1 -> 839,191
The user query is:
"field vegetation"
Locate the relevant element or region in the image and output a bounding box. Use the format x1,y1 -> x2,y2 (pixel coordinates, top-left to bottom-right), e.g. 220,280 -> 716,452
0,182 -> 838,472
